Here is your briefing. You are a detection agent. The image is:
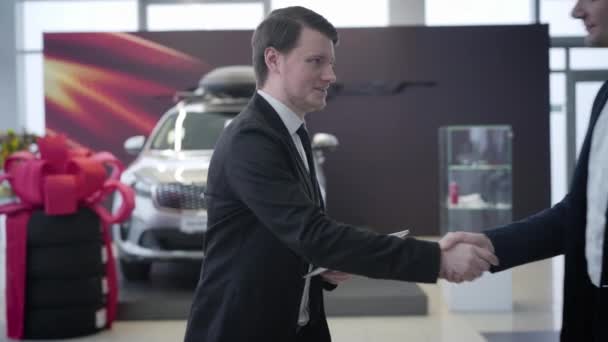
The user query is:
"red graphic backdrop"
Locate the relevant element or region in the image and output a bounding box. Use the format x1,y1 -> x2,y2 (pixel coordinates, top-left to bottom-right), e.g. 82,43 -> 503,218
44,32 -> 211,163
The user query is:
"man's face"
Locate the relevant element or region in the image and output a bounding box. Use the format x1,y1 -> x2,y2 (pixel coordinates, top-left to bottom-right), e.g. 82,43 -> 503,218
275,27 -> 336,115
572,0 -> 608,46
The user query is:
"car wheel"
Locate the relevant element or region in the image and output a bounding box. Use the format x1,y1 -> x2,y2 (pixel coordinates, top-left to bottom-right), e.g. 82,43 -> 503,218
119,258 -> 151,282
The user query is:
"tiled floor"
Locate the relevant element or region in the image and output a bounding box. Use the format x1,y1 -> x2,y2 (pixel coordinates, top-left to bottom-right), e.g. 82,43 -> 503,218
0,226 -> 560,341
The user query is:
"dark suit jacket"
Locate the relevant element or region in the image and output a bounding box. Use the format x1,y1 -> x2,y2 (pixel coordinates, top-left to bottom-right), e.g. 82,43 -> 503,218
485,81 -> 608,342
184,94 -> 441,342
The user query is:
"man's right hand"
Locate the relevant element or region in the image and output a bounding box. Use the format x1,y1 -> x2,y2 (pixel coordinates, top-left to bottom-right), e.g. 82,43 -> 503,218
438,232 -> 499,283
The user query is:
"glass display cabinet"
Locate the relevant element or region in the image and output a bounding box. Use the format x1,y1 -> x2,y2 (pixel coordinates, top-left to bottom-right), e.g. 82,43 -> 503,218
439,125 -> 513,235
438,125 -> 514,312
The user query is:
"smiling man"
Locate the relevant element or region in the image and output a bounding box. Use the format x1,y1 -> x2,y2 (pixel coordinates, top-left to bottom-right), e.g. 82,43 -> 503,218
183,6 -> 497,342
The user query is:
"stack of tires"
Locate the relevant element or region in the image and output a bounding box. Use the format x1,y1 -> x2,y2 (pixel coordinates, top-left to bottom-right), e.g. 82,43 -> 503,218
24,208 -> 108,339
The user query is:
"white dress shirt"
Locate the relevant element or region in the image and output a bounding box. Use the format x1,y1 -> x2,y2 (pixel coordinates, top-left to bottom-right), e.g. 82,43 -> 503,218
257,89 -> 313,326
586,101 -> 608,287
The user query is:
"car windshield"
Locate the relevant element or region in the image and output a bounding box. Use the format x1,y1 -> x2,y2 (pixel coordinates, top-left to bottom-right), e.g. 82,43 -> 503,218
150,111 -> 234,151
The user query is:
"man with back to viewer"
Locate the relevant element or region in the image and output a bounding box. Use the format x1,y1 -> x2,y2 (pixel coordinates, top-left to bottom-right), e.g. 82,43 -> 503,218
442,1 -> 608,340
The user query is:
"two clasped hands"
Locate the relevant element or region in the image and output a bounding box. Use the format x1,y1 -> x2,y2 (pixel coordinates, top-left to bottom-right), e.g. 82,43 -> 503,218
438,231 -> 498,283
320,231 -> 498,285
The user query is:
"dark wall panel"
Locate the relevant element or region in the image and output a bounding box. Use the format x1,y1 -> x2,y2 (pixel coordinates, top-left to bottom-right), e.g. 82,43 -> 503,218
307,25 -> 550,234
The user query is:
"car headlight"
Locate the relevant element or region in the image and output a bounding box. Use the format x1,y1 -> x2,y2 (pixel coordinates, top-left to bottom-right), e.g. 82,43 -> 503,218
134,180 -> 154,197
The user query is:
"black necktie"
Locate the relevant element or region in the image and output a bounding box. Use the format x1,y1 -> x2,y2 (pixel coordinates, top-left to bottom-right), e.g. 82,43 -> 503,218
296,125 -> 324,209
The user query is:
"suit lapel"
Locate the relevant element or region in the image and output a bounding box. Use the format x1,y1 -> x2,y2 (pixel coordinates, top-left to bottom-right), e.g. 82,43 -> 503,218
249,94 -> 316,199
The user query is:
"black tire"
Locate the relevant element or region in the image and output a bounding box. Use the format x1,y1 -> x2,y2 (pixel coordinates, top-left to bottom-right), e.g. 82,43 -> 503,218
27,208 -> 102,247
27,242 -> 106,279
26,277 -> 105,309
119,258 -> 151,282
24,304 -> 106,339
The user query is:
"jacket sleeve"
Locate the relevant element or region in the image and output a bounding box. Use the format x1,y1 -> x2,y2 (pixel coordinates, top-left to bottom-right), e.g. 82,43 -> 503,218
484,195 -> 569,272
485,83 -> 608,273
226,127 -> 440,283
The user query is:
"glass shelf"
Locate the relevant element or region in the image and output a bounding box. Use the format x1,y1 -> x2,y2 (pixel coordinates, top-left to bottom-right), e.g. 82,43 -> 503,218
439,125 -> 513,235
445,206 -> 513,211
448,164 -> 511,171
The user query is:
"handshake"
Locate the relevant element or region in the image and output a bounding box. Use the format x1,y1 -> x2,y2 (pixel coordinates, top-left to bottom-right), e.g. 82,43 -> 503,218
438,232 -> 499,283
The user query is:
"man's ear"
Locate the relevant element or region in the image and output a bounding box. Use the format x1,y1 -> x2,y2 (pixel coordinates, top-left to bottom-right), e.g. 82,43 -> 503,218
264,47 -> 281,74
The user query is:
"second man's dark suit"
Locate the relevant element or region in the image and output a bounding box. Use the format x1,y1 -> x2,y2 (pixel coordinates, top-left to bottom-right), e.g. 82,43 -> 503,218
184,93 -> 441,342
485,81 -> 608,342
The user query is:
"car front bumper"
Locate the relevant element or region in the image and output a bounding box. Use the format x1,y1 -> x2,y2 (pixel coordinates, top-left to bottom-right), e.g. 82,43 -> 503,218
113,194 -> 207,262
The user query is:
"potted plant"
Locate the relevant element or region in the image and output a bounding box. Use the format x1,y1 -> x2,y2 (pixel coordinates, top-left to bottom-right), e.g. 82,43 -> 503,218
0,129 -> 39,198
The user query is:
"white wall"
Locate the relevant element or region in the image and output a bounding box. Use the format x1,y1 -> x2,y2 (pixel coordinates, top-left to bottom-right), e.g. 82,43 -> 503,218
0,0 -> 18,132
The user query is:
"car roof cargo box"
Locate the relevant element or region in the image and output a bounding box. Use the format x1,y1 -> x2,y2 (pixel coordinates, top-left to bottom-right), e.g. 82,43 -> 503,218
197,65 -> 256,99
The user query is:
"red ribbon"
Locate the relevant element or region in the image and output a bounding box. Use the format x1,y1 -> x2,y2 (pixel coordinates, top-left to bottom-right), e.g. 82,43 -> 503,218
0,135 -> 134,339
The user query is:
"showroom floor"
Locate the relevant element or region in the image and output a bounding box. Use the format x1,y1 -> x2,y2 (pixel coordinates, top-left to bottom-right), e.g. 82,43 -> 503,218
0,222 -> 561,342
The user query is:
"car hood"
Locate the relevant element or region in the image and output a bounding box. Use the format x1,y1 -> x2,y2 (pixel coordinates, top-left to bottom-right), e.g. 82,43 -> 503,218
125,151 -> 211,185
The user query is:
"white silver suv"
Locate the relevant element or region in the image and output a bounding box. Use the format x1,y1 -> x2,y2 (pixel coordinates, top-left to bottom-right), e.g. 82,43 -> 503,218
113,66 -> 339,281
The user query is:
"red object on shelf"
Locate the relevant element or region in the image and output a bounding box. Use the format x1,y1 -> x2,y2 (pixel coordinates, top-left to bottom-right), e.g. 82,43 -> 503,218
449,181 -> 459,205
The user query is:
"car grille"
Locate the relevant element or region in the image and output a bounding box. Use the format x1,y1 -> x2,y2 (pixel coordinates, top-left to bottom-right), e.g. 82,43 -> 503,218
155,183 -> 206,210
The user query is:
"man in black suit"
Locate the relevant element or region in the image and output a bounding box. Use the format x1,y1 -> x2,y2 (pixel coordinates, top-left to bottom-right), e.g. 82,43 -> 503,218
184,6 -> 497,342
442,0 -> 608,340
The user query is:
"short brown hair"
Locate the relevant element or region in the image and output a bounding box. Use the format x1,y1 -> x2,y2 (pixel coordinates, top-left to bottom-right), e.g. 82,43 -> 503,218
251,6 -> 338,87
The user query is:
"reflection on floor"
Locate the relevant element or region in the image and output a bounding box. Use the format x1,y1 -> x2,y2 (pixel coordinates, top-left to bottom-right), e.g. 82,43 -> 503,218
482,331 -> 559,342
0,237 -> 561,342
324,275 -> 427,316
117,261 -> 199,320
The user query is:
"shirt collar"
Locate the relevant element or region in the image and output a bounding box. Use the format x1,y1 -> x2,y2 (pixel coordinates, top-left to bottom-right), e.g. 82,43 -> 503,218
257,89 -> 304,136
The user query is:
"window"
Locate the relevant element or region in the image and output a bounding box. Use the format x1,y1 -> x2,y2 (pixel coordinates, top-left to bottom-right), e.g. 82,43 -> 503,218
271,0 -> 389,27
22,54 -> 45,135
425,0 -> 533,26
17,0 -> 138,135
20,0 -> 138,51
549,48 -> 566,70
549,72 -> 566,205
146,3 -> 264,31
150,112 -> 234,151
569,48 -> 608,70
540,0 -> 585,37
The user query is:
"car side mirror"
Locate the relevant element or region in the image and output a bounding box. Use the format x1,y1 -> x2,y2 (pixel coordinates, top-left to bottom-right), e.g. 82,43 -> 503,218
312,133 -> 339,152
124,135 -> 146,155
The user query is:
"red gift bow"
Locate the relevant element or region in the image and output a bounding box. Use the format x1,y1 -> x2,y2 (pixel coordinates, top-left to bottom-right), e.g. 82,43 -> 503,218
0,135 -> 134,339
